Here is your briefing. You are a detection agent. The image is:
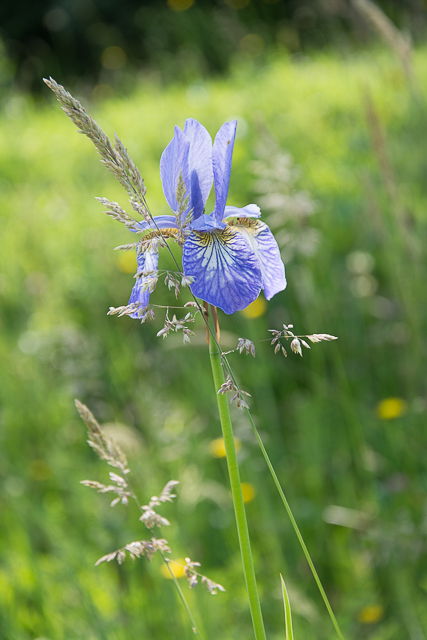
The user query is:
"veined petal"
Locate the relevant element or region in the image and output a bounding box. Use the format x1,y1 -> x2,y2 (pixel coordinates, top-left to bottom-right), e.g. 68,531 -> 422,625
212,120 -> 237,222
160,125 -> 190,214
128,248 -> 159,318
232,218 -> 286,300
131,215 -> 178,233
190,214 -> 227,232
183,119 -> 213,219
223,204 -> 261,220
182,227 -> 262,315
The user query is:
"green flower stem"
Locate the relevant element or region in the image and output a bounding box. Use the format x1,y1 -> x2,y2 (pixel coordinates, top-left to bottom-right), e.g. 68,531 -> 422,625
208,310 -> 267,640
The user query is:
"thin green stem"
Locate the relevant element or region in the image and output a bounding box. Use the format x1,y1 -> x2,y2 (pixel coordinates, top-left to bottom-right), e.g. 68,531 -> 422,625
162,553 -> 204,640
125,482 -> 204,640
208,308 -> 267,640
244,408 -> 345,640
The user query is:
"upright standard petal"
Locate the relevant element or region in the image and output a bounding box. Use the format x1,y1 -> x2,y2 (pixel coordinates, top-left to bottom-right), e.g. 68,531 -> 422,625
182,227 -> 262,315
223,204 -> 261,220
160,125 -> 190,214
128,248 -> 159,318
212,120 -> 237,222
183,119 -> 213,220
232,219 -> 286,300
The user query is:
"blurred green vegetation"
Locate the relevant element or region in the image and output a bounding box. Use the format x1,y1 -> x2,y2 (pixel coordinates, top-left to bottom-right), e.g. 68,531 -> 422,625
1,0 -> 426,94
1,45 -> 427,639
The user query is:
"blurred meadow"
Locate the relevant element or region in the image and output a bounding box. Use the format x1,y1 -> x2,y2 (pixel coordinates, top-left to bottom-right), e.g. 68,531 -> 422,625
2,1 -> 427,639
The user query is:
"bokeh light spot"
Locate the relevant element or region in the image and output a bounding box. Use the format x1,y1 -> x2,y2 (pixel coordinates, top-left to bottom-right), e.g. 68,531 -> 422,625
241,482 -> 256,503
376,397 -> 407,420
239,34 -> 265,56
101,46 -> 127,70
117,251 -> 137,274
43,8 -> 69,31
241,296 -> 266,319
30,460 -> 51,482
209,437 -> 241,458
167,0 -> 194,11
92,84 -> 114,102
225,0 -> 250,8
357,604 -> 384,624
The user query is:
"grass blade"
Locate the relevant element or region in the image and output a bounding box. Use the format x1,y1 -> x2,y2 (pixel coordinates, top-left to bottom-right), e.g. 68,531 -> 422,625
280,574 -> 294,640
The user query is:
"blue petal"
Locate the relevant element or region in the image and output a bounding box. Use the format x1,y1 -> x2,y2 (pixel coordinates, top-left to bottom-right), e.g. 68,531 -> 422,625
160,125 -> 190,214
190,214 -> 227,232
131,215 -> 179,234
182,228 -> 262,315
183,119 -> 213,220
223,204 -> 261,220
212,120 -> 237,222
128,248 -> 159,318
232,218 -> 286,300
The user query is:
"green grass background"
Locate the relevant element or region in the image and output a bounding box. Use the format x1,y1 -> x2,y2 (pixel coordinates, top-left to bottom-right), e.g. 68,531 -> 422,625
1,46 -> 427,639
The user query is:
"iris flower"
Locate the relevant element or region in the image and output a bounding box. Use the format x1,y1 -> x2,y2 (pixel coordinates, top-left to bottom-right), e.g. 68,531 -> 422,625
129,118 -> 286,315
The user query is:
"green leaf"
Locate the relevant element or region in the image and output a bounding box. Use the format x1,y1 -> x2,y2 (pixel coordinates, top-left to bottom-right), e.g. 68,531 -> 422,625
281,574 -> 294,640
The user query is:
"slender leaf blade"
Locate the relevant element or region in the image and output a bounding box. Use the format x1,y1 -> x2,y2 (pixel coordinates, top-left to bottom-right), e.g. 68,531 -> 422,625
280,574 -> 294,640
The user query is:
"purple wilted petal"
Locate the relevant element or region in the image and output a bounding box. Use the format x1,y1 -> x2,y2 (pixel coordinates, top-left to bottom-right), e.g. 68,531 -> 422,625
223,204 -> 261,220
160,125 -> 190,214
233,218 -> 286,300
212,120 -> 237,222
128,248 -> 159,318
183,119 -> 213,220
182,227 -> 262,314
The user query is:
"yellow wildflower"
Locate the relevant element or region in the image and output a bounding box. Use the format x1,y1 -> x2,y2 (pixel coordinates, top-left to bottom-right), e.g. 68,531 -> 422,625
241,482 -> 256,503
117,251 -> 137,274
376,397 -> 407,420
209,437 -> 241,458
357,604 -> 384,624
160,559 -> 186,579
241,297 -> 267,319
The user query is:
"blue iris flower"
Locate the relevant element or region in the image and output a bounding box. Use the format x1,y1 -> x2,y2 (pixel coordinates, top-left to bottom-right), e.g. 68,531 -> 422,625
129,118 -> 286,315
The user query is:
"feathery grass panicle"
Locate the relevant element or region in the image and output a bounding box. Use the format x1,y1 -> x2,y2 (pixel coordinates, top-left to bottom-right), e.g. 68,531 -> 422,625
113,132 -> 146,198
43,77 -> 145,199
107,302 -> 155,321
269,325 -> 337,358
76,399 -> 223,615
74,399 -> 128,474
95,197 -> 138,230
95,538 -> 172,566
175,171 -> 192,240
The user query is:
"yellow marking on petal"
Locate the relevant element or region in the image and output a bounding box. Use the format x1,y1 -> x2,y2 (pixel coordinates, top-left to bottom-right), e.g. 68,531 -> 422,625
117,251 -> 137,274
241,296 -> 267,319
209,437 -> 241,458
376,397 -> 407,420
228,217 -> 260,230
357,605 -> 384,624
144,228 -> 179,240
160,559 -> 186,579
193,227 -> 236,247
241,482 -> 256,503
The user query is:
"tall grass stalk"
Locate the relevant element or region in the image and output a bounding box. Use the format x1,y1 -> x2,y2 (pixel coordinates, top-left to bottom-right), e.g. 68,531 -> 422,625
244,407 -> 345,640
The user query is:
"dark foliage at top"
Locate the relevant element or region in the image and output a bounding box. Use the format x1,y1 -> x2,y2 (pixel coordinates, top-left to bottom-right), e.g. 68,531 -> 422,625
1,0 -> 425,94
